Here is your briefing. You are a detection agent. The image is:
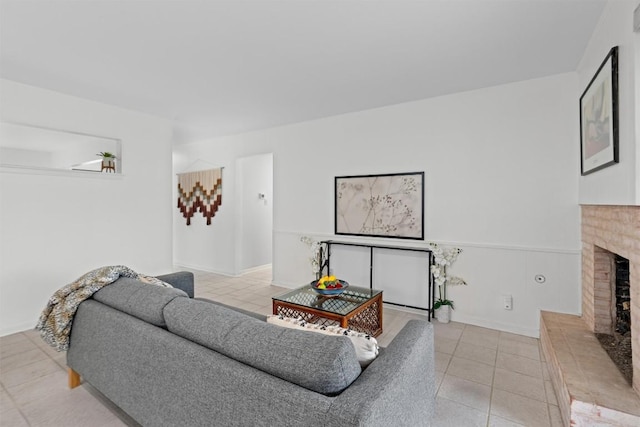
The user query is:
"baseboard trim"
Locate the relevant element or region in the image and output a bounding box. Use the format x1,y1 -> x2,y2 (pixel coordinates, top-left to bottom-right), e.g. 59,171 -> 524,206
450,312 -> 542,338
173,263 -> 237,277
1,320 -> 38,337
240,264 -> 272,275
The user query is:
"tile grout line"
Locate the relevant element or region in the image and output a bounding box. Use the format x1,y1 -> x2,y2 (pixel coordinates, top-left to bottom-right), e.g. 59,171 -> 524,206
1,374 -> 34,426
485,332 -> 499,427
540,340 -> 554,427
439,322 -> 494,424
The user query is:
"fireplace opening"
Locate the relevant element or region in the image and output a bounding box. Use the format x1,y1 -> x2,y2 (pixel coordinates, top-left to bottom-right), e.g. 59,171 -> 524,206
596,254 -> 632,385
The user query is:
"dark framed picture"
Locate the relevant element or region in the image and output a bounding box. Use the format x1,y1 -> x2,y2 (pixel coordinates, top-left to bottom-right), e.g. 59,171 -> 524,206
580,46 -> 619,176
335,172 -> 424,240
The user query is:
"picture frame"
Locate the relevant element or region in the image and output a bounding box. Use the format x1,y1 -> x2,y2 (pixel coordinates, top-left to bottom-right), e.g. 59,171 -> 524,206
580,46 -> 619,176
335,172 -> 424,240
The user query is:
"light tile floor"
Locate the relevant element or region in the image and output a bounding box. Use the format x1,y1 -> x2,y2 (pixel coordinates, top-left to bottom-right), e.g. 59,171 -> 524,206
0,268 -> 563,426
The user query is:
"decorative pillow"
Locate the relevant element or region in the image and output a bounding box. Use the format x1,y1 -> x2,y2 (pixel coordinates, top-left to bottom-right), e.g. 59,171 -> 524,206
267,315 -> 379,367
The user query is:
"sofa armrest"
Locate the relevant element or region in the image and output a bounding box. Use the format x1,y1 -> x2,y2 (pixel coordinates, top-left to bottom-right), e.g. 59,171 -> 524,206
156,272 -> 194,298
327,319 -> 436,426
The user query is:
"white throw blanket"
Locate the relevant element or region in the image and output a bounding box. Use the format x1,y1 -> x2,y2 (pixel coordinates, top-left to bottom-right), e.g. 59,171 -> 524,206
35,265 -> 171,351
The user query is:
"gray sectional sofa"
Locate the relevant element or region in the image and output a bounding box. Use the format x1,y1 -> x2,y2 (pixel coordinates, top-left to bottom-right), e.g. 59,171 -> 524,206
67,272 -> 435,426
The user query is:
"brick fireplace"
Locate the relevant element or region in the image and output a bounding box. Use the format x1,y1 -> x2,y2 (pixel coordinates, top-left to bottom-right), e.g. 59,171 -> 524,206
581,204 -> 639,392
540,205 -> 640,426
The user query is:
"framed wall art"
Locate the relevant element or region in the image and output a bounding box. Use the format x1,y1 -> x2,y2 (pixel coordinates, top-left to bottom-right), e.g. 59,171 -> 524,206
580,46 -> 619,176
335,171 -> 424,240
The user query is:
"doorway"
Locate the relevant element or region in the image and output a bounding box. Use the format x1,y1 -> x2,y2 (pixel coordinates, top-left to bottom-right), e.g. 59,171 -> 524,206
236,153 -> 273,273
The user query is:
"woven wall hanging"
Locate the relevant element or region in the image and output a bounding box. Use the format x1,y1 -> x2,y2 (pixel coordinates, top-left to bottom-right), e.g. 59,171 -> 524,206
177,168 -> 222,225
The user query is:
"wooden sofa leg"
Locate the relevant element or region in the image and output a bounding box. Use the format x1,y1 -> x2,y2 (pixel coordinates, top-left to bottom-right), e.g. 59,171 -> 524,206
68,368 -> 81,389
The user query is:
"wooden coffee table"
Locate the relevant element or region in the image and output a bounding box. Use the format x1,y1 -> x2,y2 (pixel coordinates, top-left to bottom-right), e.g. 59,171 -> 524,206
272,285 -> 383,337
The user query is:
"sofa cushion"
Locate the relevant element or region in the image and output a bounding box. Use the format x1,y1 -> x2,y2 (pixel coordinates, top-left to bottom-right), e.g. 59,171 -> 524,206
155,271 -> 195,297
164,298 -> 362,395
93,277 -> 188,327
194,297 -> 266,321
266,315 -> 379,367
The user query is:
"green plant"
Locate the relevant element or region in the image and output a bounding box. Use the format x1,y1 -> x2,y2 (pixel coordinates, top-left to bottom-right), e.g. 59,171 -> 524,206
433,285 -> 455,310
97,151 -> 117,159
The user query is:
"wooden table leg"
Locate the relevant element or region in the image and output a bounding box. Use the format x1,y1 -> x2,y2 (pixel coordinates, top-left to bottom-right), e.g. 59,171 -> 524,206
68,368 -> 81,389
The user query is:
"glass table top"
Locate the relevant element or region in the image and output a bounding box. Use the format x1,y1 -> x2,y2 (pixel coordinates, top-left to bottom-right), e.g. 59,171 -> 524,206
272,284 -> 382,316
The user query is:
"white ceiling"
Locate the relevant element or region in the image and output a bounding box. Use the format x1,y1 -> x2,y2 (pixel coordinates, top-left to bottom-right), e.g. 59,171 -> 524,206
0,0 -> 607,144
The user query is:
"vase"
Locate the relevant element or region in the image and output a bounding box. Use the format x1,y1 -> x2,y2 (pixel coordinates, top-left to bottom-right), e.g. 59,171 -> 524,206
101,158 -> 116,173
436,305 -> 451,323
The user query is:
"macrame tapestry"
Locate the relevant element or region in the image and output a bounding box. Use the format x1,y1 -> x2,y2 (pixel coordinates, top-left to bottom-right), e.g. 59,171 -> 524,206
177,168 -> 222,225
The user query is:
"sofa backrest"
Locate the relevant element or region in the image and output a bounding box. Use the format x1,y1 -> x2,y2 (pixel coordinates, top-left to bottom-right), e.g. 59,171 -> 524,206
92,278 -> 188,327
164,298 -> 362,395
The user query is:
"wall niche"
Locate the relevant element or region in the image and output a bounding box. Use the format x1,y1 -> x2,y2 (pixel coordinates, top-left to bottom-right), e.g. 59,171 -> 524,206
0,122 -> 121,174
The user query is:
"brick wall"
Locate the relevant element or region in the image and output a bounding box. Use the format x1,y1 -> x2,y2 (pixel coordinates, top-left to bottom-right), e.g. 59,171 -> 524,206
581,205 -> 640,394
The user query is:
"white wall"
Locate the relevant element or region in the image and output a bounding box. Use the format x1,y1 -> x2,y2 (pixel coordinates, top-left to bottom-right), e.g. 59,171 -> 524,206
0,147 -> 52,168
174,72 -> 581,337
0,80 -> 174,335
578,0 -> 639,205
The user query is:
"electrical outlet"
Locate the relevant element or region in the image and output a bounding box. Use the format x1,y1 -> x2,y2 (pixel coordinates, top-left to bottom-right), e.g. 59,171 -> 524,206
503,295 -> 512,310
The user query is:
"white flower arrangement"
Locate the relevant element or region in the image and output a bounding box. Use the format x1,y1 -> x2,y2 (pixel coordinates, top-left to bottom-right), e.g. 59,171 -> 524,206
300,236 -> 323,278
428,243 -> 466,309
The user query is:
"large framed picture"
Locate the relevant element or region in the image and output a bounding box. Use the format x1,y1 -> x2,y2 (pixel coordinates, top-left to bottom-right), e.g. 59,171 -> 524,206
335,172 -> 424,240
580,46 -> 619,176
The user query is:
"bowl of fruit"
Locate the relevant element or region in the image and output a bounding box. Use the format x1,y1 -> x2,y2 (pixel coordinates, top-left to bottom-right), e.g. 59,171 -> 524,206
310,275 -> 349,296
